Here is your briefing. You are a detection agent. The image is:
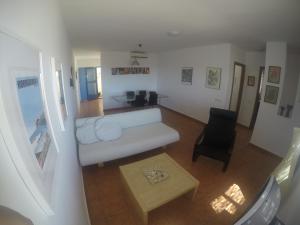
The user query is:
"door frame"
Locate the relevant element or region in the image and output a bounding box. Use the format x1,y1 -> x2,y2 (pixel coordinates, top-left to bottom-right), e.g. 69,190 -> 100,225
229,62 -> 246,116
86,67 -> 98,100
249,66 -> 265,129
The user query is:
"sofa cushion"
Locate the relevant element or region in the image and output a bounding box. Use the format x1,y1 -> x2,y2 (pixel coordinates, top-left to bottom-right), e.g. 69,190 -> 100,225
76,108 -> 162,129
78,122 -> 180,166
76,123 -> 98,144
95,120 -> 122,141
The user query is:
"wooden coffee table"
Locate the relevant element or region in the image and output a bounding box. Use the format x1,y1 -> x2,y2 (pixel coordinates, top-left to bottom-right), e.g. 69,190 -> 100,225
119,153 -> 199,224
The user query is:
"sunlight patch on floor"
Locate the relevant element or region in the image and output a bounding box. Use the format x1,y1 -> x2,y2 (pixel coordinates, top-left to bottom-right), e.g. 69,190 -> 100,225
210,195 -> 237,214
211,184 -> 245,215
225,184 -> 245,205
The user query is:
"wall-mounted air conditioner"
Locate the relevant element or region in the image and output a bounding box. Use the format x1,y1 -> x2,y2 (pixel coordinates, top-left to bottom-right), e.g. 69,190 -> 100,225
130,51 -> 148,59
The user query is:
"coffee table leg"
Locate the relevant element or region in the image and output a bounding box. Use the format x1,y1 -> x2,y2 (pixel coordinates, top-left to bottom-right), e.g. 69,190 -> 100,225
187,184 -> 199,200
192,186 -> 198,200
141,211 -> 148,225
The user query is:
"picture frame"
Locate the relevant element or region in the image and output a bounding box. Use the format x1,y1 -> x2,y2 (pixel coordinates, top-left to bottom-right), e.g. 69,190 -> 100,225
264,85 -> 279,104
0,31 -> 58,215
51,57 -> 68,131
267,66 -> 281,84
16,74 -> 52,169
247,76 -> 255,86
181,67 -> 193,85
70,66 -> 74,87
206,67 -> 222,89
111,67 -> 150,75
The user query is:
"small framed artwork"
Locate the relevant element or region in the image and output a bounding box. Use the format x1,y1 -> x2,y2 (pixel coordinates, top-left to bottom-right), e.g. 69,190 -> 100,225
70,66 -> 74,87
247,76 -> 255,86
264,85 -> 279,104
206,67 -> 222,89
51,57 -> 68,131
267,66 -> 281,84
181,67 -> 193,85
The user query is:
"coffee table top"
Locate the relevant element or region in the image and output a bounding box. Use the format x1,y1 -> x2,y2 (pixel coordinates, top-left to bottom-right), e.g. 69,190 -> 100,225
119,153 -> 199,212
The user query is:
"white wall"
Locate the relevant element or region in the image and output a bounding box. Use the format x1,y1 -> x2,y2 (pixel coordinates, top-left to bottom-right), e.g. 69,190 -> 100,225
101,51 -> 158,109
76,57 -> 100,68
238,51 -> 265,127
0,1 -> 89,225
157,43 -> 233,123
278,53 -> 300,117
251,42 -> 300,157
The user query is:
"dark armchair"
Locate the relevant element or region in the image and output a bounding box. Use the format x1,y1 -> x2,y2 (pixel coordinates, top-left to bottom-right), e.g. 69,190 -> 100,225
192,108 -> 237,171
126,91 -> 135,103
148,92 -> 158,105
139,90 -> 147,97
132,94 -> 147,107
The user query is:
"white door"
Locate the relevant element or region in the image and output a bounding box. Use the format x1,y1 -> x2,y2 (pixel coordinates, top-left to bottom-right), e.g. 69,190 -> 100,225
230,64 -> 244,112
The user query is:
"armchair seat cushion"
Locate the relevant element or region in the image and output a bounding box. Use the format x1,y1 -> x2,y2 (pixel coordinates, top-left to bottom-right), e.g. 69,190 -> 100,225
194,145 -> 231,159
201,131 -> 234,148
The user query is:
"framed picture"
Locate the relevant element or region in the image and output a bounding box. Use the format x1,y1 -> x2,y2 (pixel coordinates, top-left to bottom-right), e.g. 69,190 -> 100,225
70,66 -> 74,87
16,75 -> 52,169
206,67 -> 222,89
264,85 -> 279,104
0,31 -> 58,215
181,67 -> 193,85
267,66 -> 281,84
111,67 -> 150,75
51,58 -> 68,130
247,76 -> 255,86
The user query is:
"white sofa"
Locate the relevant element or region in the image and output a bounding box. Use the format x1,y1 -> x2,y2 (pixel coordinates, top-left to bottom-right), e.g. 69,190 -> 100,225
76,108 -> 180,166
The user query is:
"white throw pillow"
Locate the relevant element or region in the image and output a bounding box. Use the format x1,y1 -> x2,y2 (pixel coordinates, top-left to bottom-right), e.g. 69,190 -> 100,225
76,123 -> 98,144
95,120 -> 122,141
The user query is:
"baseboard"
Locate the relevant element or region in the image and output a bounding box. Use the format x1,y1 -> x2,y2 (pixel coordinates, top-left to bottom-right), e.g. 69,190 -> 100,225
158,104 -> 206,125
248,143 -> 282,160
237,122 -> 250,129
80,169 -> 91,225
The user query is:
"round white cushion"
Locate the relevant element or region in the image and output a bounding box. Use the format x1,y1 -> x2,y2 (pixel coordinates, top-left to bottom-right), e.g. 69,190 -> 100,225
76,123 -> 98,144
95,120 -> 122,141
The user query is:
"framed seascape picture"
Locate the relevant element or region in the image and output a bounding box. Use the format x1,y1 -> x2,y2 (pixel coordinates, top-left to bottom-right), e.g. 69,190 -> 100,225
247,76 -> 255,86
51,57 -> 68,130
268,66 -> 281,84
181,67 -> 193,85
0,32 -> 58,215
16,76 -> 52,169
264,85 -> 279,104
206,67 -> 222,89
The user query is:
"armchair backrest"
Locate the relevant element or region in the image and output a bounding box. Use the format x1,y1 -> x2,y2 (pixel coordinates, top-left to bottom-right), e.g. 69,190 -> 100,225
208,108 -> 237,129
139,90 -> 147,96
126,91 -> 135,99
149,91 -> 157,95
133,94 -> 147,106
149,93 -> 158,105
204,108 -> 237,147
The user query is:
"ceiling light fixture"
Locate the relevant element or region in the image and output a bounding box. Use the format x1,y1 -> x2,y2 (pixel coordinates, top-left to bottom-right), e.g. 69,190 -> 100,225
167,30 -> 181,37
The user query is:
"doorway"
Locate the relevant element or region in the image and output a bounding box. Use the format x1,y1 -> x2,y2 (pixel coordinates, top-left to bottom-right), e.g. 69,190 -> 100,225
249,66 -> 265,129
79,67 -> 102,101
229,62 -> 246,116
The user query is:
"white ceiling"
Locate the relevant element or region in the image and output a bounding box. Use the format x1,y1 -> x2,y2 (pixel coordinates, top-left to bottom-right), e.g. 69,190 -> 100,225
59,0 -> 300,52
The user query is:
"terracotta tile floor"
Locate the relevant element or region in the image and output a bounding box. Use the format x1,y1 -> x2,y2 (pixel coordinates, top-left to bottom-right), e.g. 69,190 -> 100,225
81,103 -> 281,225
78,98 -> 104,118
